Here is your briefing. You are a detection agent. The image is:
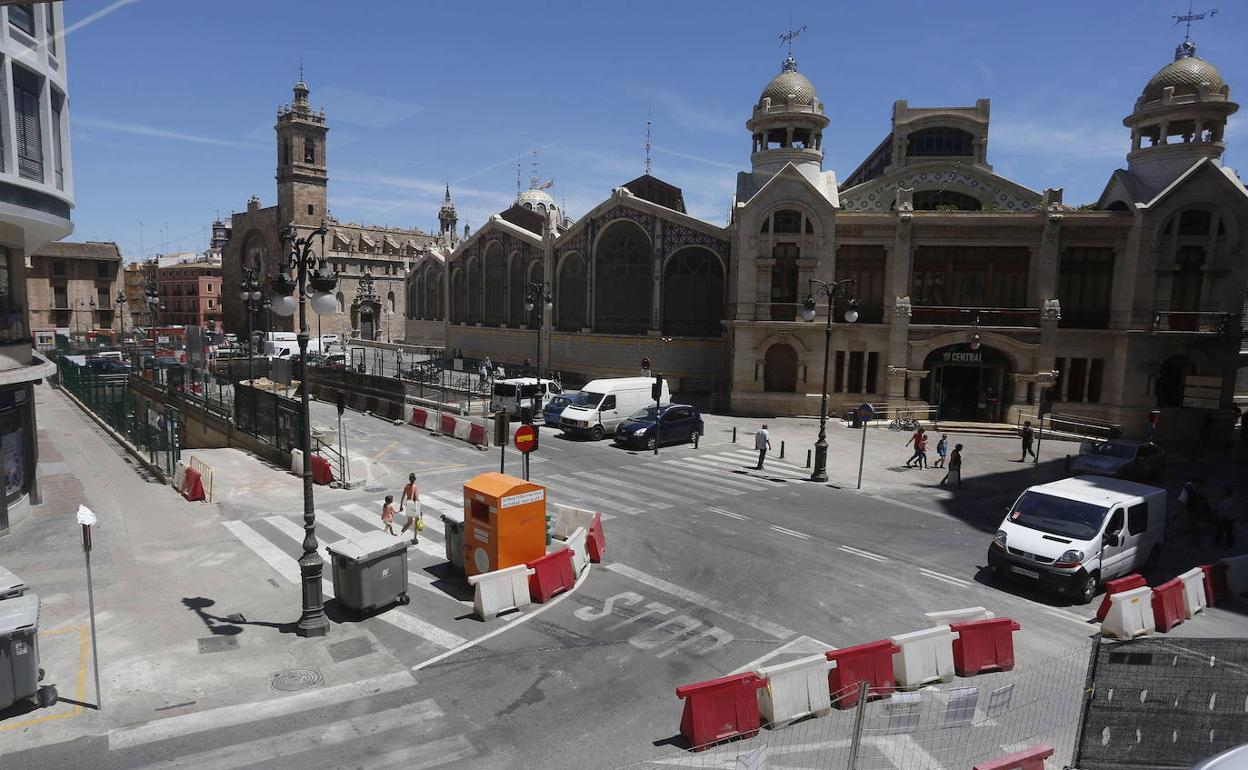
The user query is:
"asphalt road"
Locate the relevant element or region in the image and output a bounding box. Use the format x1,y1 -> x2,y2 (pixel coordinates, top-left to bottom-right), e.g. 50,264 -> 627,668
6,401 -> 1246,770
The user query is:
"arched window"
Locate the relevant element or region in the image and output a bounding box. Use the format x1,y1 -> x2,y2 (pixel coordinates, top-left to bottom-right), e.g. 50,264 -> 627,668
243,231 -> 267,274
764,343 -> 798,392
663,248 -> 723,336
594,220 -> 652,333
304,138 -> 316,164
507,253 -> 525,325
467,256 -> 483,322
450,267 -> 466,323
387,291 -> 395,314
1178,209 -> 1212,236
770,243 -> 799,320
907,127 -> 974,157
335,291 -> 344,314
409,274 -> 422,319
423,263 -> 442,320
1156,355 -> 1194,407
483,243 -> 505,326
773,209 -> 802,234
557,253 -> 587,331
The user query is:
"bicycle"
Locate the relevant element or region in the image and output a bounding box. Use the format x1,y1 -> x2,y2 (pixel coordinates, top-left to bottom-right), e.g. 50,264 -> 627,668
889,411 -> 921,432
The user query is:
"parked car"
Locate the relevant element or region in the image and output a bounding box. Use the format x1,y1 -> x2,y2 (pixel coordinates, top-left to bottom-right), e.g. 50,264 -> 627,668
1069,439 -> 1166,482
543,391 -> 586,428
561,377 -> 671,440
490,378 -> 561,418
85,358 -> 132,375
988,476 -> 1167,603
613,404 -> 703,450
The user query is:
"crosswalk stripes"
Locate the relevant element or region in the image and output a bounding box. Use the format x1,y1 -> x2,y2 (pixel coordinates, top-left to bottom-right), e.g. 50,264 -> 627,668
624,462 -> 748,497
545,473 -> 652,515
657,459 -> 773,493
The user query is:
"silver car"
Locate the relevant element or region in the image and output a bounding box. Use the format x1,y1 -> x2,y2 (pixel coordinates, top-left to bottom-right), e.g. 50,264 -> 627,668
1069,439 -> 1166,482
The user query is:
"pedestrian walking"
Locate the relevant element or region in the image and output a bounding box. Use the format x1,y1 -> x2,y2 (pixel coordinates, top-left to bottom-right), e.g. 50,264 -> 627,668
381,494 -> 397,536
933,434 -> 948,469
754,424 -> 772,469
904,427 -> 926,468
940,444 -> 964,488
398,473 -> 423,544
1213,486 -> 1237,549
1178,478 -> 1210,546
916,430 -> 929,469
1018,420 -> 1037,462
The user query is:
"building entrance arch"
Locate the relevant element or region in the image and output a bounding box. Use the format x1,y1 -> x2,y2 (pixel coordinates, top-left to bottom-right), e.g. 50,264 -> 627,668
922,344 -> 1011,422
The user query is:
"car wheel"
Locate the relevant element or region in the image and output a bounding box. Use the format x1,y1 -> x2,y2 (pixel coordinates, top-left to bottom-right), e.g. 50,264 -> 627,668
1073,572 -> 1099,605
590,425 -> 604,441
646,436 -> 657,451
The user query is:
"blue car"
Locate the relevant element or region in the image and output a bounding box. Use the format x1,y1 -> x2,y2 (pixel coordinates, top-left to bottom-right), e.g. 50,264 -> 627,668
613,405 -> 703,450
544,391 -> 586,428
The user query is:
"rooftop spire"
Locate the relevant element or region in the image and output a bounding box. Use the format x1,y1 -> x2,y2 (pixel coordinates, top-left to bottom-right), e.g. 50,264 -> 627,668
1171,1 -> 1218,47
644,105 -> 652,175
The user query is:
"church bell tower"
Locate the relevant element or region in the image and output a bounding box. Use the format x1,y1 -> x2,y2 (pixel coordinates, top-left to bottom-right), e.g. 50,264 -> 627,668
276,77 -> 328,227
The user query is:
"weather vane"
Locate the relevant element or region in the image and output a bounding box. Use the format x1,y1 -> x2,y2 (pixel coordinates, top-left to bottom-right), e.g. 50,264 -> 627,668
779,22 -> 807,55
1172,1 -> 1217,42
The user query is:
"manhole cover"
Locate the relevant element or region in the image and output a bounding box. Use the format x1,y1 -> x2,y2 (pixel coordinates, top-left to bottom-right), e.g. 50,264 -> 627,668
271,668 -> 323,692
196,636 -> 239,654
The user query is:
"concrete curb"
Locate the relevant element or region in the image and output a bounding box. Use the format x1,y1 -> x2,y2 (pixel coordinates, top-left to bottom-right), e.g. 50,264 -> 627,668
57,385 -> 170,484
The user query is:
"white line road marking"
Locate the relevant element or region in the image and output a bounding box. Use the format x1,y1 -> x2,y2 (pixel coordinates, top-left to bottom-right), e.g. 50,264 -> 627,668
626,464 -> 744,497
647,461 -> 760,493
263,516 -> 466,648
731,634 -> 835,674
222,521 -> 299,583
605,563 -> 795,640
1044,608 -> 1098,629
131,700 -> 443,770
919,567 -> 972,587
838,545 -> 888,562
566,471 -> 670,511
707,506 -> 748,521
367,734 -> 476,769
770,525 -> 811,540
869,734 -> 947,770
867,494 -> 947,519
662,460 -> 772,492
109,671 -> 415,750
547,473 -> 651,513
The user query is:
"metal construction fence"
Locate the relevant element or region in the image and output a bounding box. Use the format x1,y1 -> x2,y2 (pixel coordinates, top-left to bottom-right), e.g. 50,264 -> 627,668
619,639 -> 1096,770
56,356 -> 182,477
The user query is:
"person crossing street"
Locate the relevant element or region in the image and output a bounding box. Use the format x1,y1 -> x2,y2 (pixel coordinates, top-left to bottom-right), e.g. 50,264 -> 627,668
754,424 -> 772,470
398,472 -> 423,544
1017,420 -> 1037,462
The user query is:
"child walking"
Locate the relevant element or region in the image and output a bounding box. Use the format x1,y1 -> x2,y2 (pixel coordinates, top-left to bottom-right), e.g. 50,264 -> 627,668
399,473 -> 423,544
380,495 -> 397,535
933,434 -> 948,469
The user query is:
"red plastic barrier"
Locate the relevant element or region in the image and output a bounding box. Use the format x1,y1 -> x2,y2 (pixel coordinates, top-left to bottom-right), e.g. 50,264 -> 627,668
973,743 -> 1054,770
310,455 -> 334,485
527,548 -> 576,603
950,617 -> 1021,676
1097,573 -> 1147,622
826,639 -> 900,709
440,414 -> 456,435
1201,563 -> 1230,606
586,512 -> 606,563
676,672 -> 766,750
364,397 -> 378,414
467,422 -> 488,447
410,408 -> 428,429
1152,578 -> 1186,632
180,467 -> 205,502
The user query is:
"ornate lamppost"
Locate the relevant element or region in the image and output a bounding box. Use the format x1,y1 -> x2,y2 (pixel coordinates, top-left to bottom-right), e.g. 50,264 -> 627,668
269,222 -> 338,638
524,281 -> 552,383
801,278 -> 859,483
116,291 -> 127,346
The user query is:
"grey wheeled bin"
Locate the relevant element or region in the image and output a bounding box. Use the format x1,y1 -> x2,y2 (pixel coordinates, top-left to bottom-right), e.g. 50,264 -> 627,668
440,510 -> 464,572
325,530 -> 410,613
0,593 -> 56,711
0,564 -> 26,601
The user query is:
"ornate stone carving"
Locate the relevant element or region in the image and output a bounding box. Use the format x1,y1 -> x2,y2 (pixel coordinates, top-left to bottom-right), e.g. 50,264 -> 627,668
1041,298 -> 1062,321
895,186 -> 914,221
886,365 -> 908,379
894,295 -> 912,319
1043,187 -> 1064,222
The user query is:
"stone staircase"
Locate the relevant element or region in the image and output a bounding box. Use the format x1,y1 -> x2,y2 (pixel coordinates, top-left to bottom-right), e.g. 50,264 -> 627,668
930,420 -> 1085,443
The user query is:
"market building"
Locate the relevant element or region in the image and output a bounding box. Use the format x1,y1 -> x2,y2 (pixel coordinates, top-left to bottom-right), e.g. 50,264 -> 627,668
411,40 -> 1246,442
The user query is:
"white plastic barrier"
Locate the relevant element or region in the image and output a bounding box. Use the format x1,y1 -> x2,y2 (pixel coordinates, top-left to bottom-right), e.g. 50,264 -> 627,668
1177,567 -> 1207,619
755,653 -> 834,726
290,448 -> 303,475
1224,555 -> 1248,597
891,626 -> 956,689
924,607 -> 995,627
550,503 -> 596,541
563,527 -> 589,576
172,461 -> 189,492
1100,586 -> 1155,639
467,564 -> 534,621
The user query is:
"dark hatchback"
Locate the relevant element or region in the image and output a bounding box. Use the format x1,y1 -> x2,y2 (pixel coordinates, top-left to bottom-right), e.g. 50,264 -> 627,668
613,405 -> 703,450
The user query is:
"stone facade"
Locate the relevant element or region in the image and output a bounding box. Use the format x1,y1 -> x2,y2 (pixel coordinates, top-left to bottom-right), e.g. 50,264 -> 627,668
27,241 -> 123,340
221,81 -> 451,343
406,42 -> 1247,441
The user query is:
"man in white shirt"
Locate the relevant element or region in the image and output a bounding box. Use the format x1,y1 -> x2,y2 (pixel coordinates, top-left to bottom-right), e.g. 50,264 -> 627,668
754,425 -> 772,470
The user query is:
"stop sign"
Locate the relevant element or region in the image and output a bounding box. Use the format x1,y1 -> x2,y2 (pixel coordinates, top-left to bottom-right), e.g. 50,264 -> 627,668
513,424 -> 538,453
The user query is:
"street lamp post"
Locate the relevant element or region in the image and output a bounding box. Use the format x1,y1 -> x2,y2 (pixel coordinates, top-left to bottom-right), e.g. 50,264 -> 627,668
271,222 -> 338,638
116,292 -> 127,347
801,278 -> 859,483
239,266 -> 265,431
524,281 -> 553,382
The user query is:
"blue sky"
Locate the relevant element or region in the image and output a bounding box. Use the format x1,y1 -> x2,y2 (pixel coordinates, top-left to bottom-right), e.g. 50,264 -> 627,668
65,0 -> 1244,259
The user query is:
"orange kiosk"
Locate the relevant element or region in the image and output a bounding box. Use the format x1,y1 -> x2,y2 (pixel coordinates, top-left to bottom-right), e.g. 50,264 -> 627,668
461,473 -> 547,577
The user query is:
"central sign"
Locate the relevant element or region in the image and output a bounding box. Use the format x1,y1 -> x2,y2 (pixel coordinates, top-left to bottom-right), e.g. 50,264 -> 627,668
942,350 -> 983,364
513,423 -> 538,453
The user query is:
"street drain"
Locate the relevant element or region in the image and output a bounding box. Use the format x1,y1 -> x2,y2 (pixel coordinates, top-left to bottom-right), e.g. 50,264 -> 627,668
271,668 -> 323,692
197,636 -> 239,654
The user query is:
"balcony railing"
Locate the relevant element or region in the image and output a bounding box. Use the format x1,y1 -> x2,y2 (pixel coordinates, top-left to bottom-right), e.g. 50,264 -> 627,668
910,306 -> 1041,328
1151,311 -> 1236,334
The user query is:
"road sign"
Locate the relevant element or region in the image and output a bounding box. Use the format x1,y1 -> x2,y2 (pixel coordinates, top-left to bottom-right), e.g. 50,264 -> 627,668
858,403 -> 874,422
514,424 -> 538,453
641,356 -> 651,370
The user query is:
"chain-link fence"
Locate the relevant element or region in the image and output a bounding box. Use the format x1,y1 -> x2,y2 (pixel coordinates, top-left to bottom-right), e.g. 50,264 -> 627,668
620,639 -> 1096,770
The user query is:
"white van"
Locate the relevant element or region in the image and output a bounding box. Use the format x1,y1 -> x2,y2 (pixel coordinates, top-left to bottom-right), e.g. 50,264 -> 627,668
559,377 -> 671,440
987,476 -> 1167,604
490,378 -> 561,418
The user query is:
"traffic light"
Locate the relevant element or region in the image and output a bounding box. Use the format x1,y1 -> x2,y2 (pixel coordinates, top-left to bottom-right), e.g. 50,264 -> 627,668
335,390 -> 346,416
493,410 -> 510,446
651,375 -> 663,402
641,356 -> 651,370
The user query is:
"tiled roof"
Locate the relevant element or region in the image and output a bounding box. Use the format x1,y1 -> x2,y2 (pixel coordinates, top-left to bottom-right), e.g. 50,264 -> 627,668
31,241 -> 123,262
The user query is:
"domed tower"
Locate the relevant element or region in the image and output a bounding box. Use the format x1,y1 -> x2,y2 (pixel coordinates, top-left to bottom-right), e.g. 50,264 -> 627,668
515,187 -> 559,221
1124,40 -> 1237,190
747,54 -> 829,176
438,184 -> 458,241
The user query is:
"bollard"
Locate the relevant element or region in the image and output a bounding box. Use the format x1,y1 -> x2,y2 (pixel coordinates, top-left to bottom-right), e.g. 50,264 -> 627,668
732,426 -> 737,443
806,449 -> 811,468
780,440 -> 785,459
693,431 -> 699,449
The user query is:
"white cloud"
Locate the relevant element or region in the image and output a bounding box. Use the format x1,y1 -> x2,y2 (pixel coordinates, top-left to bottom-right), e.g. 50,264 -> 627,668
312,86 -> 424,129
651,90 -> 739,137
75,115 -> 265,149
63,0 -> 141,37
